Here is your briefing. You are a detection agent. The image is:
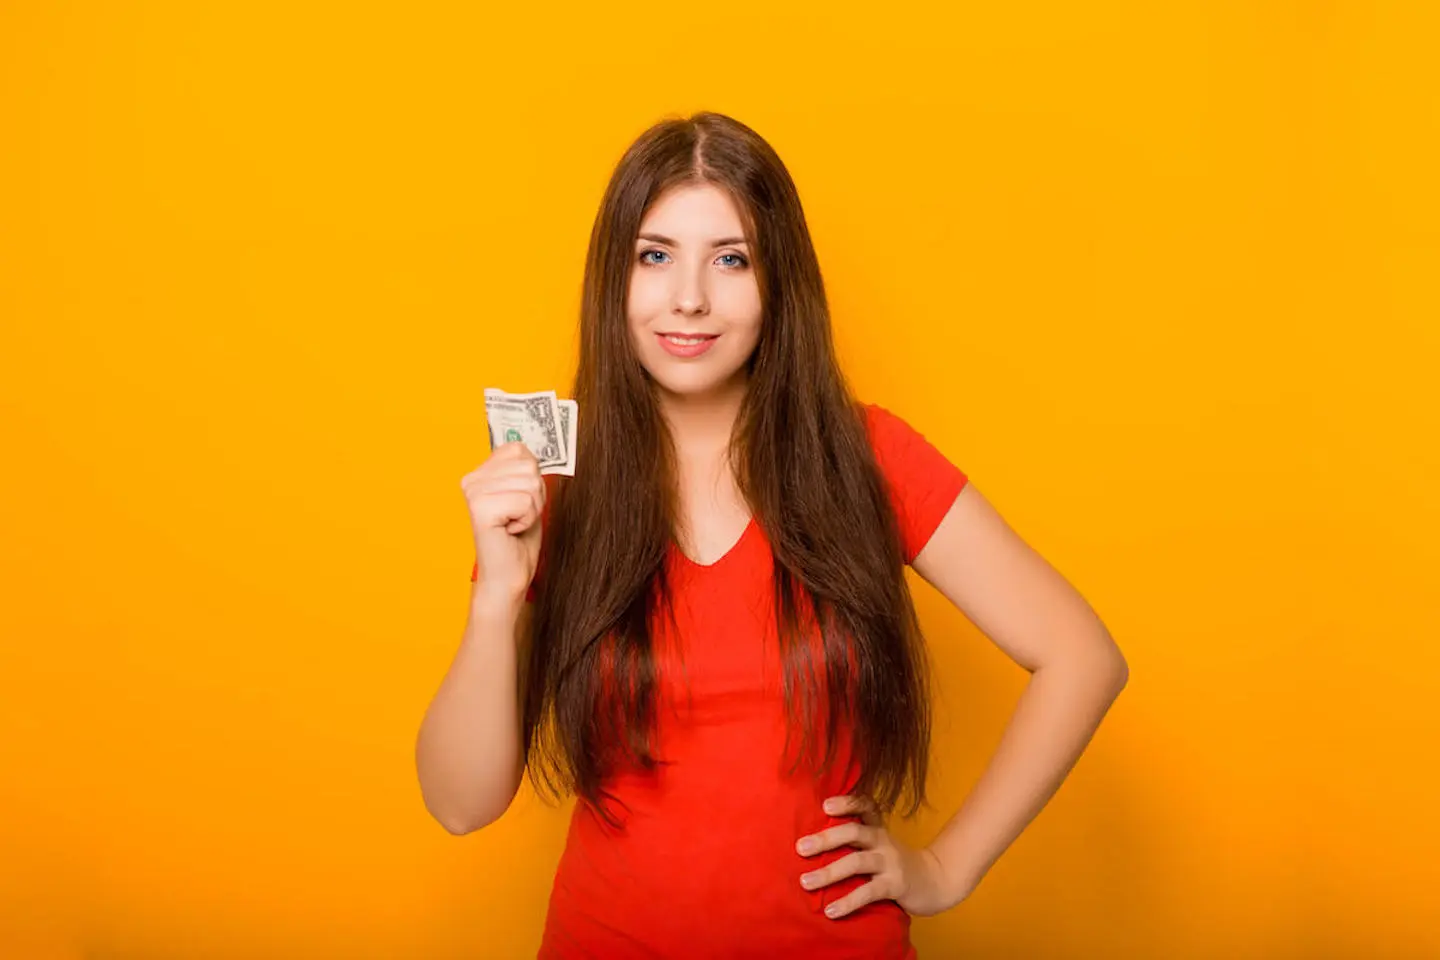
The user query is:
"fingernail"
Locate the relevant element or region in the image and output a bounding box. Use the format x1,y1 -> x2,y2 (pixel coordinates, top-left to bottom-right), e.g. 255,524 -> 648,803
800,872 -> 818,889
823,798 -> 840,814
797,838 -> 817,855
825,903 -> 841,918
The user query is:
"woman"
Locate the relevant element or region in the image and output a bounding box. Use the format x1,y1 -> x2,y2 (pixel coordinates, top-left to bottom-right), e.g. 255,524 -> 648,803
418,112 -> 1128,958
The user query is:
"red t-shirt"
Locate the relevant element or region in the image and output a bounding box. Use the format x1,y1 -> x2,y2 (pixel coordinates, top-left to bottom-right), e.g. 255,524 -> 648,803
471,404 -> 968,958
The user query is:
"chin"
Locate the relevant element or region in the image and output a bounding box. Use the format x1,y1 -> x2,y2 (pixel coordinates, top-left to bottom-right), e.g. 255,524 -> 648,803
645,362 -> 747,400
651,374 -> 727,398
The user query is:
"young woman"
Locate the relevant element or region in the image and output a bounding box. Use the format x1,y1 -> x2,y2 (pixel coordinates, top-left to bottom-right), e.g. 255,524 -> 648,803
418,112 -> 1128,958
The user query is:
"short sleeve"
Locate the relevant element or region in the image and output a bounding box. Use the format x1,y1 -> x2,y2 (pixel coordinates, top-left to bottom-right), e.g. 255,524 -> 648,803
863,403 -> 969,565
469,474 -> 557,603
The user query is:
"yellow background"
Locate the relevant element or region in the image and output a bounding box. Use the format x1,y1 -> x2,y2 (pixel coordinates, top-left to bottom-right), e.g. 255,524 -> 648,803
2,2 -> 1436,957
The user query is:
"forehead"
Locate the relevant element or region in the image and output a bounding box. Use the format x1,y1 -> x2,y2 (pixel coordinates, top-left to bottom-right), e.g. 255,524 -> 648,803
638,182 -> 749,238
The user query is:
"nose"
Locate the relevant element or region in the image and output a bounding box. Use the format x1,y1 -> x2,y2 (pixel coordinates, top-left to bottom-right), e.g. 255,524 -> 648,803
671,263 -> 710,317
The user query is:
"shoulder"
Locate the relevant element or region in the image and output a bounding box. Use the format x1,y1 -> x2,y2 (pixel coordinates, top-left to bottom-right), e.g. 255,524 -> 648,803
860,402 -> 914,448
856,402 -> 969,565
859,402 -> 957,474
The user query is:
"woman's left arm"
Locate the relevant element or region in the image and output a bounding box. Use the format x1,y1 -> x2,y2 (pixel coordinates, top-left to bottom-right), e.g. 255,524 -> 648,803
905,481 -> 1129,909
798,482 -> 1129,917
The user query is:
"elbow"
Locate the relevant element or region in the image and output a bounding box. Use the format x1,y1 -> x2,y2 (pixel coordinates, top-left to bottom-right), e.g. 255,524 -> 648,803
438,813 -> 486,837
415,739 -> 522,836
1108,653 -> 1129,695
418,773 -> 511,835
428,799 -> 503,837
1098,630 -> 1129,694
1051,624 -> 1128,694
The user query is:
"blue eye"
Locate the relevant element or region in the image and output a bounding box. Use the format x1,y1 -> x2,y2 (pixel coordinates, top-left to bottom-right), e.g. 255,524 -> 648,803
639,249 -> 670,265
717,253 -> 749,268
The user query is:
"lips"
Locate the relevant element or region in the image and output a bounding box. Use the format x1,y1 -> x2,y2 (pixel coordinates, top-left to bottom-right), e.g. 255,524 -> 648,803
656,332 -> 720,359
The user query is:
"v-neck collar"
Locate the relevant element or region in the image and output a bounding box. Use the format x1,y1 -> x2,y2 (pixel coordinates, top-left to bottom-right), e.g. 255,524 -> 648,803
671,515 -> 758,570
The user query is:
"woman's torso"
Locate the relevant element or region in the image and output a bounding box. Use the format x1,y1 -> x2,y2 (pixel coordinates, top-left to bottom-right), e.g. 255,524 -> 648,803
537,516 -> 913,959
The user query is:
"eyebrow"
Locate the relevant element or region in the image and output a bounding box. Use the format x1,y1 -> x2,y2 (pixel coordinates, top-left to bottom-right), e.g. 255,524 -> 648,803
637,233 -> 749,248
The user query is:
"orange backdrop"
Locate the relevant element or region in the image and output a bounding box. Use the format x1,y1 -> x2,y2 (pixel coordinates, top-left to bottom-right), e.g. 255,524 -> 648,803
2,2 -> 1436,957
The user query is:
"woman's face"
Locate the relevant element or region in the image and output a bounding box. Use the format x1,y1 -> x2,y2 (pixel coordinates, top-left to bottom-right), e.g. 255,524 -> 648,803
627,182 -> 763,402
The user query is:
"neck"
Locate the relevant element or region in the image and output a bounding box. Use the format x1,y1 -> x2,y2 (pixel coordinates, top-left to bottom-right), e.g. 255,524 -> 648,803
656,377 -> 747,458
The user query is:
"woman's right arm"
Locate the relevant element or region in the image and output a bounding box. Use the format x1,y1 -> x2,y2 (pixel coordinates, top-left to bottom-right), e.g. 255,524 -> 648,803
416,442 -> 546,835
415,594 -> 531,834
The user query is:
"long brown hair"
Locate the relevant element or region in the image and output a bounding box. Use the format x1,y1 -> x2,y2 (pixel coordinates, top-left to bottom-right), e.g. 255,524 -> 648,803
523,112 -> 933,822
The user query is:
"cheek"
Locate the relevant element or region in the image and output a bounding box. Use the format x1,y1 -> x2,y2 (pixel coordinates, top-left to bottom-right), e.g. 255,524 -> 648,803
738,275 -> 763,321
722,284 -> 764,347
731,321 -> 763,363
627,268 -> 665,328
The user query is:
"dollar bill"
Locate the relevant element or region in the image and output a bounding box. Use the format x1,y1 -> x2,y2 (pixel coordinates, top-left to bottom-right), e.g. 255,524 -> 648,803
484,387 -> 577,477
556,398 -> 577,477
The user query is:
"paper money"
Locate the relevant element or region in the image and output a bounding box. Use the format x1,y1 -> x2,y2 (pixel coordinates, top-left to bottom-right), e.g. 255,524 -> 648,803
556,398 -> 577,475
484,387 -> 578,477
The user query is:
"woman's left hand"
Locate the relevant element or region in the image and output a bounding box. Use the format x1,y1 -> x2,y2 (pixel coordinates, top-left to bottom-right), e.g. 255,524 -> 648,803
796,795 -> 963,919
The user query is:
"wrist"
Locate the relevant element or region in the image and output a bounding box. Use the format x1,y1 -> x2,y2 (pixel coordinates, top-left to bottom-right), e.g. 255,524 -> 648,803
923,842 -> 980,909
469,588 -> 525,627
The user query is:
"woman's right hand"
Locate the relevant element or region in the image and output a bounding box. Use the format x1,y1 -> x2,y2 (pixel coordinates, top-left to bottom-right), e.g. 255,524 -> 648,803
461,442 -> 546,610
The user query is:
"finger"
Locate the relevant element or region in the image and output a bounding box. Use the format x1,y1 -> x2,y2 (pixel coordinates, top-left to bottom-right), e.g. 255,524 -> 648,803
474,442 -> 531,470
823,795 -> 882,827
481,440 -> 515,461
464,462 -> 543,499
480,451 -> 543,474
468,453 -> 543,486
824,879 -> 887,920
797,821 -> 874,856
497,440 -> 539,464
511,489 -> 544,532
482,490 -> 539,533
464,485 -> 542,534
474,474 -> 543,513
799,849 -> 886,892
